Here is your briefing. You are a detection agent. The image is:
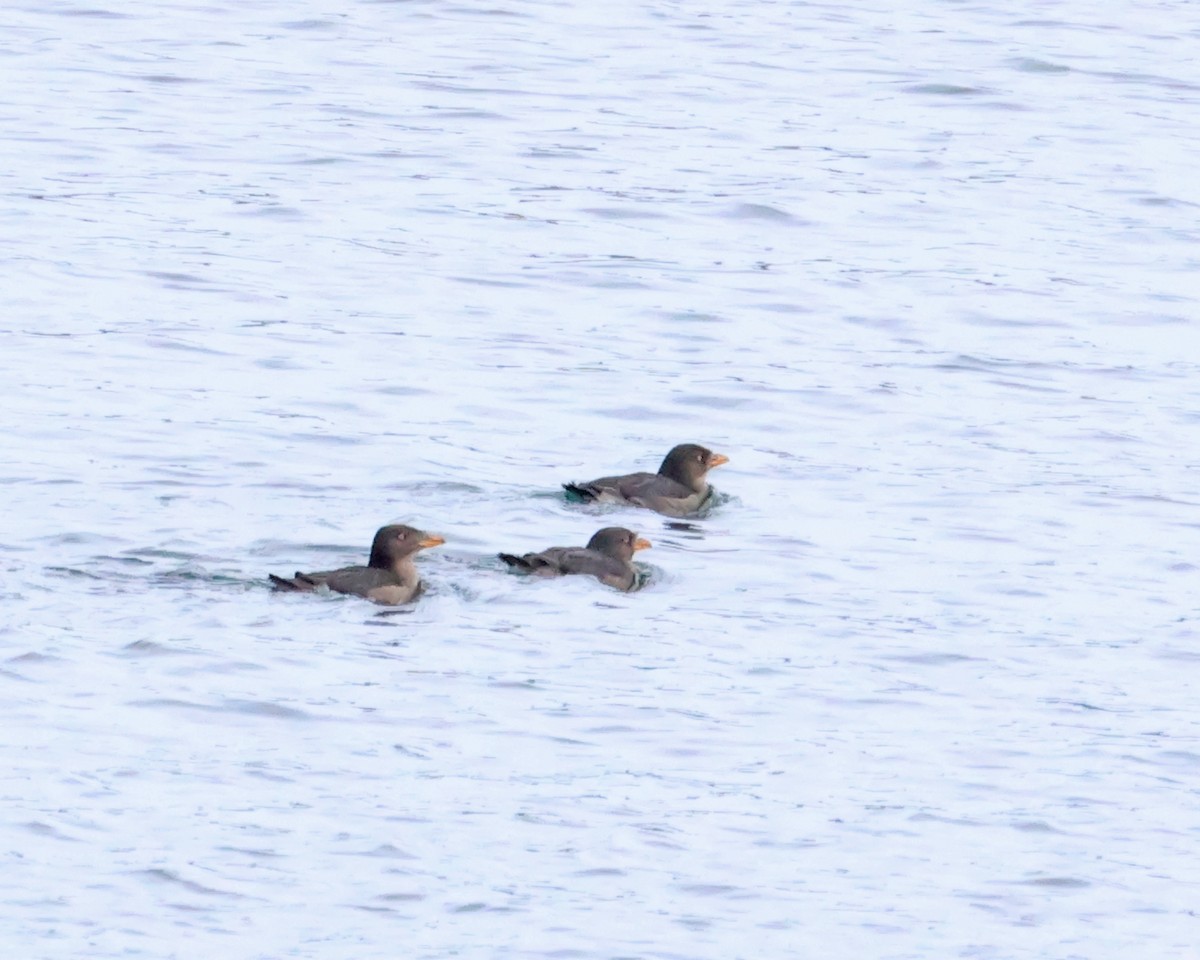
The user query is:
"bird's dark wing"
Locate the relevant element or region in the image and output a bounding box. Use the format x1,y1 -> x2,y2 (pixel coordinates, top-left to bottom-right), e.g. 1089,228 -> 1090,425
271,565 -> 419,604
546,547 -> 637,591
590,472 -> 706,517
501,547 -> 636,590
321,566 -> 403,599
564,471 -> 692,505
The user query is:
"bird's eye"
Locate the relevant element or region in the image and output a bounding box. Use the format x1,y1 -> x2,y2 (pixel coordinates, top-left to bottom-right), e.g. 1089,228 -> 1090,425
396,531 -> 406,540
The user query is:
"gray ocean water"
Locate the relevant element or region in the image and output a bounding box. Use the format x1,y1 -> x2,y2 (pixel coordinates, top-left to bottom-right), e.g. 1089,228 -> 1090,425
3,1 -> 1199,957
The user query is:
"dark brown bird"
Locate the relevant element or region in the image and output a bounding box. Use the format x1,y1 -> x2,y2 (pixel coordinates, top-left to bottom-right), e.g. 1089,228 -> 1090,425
499,526 -> 651,592
563,443 -> 729,517
269,524 -> 444,605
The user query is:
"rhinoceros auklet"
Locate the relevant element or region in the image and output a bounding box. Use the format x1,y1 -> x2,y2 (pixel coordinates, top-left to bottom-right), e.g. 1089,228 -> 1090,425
499,526 -> 650,592
563,443 -> 729,517
269,524 -> 444,605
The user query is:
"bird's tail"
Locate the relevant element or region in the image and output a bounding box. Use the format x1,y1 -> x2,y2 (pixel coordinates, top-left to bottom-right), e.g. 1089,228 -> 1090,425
562,482 -> 597,502
269,572 -> 318,592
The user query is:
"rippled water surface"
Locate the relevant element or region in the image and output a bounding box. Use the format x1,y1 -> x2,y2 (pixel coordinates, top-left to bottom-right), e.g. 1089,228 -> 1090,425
4,1 -> 1199,957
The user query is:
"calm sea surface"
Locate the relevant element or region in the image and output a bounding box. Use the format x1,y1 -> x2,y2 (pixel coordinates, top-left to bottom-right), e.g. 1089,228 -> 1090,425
3,1 -> 1199,957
